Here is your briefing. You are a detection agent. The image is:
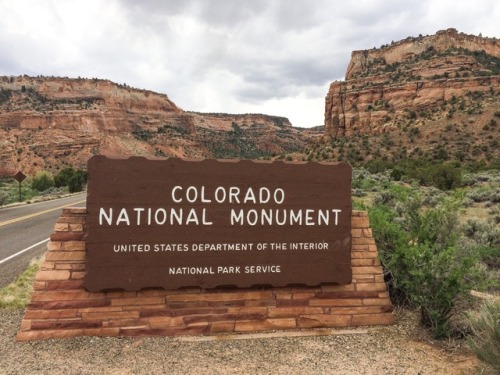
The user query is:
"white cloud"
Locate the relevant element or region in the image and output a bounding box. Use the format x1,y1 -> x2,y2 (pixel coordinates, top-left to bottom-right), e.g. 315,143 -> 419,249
0,0 -> 498,127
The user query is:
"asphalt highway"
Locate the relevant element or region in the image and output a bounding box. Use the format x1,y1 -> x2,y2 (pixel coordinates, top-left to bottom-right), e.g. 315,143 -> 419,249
0,193 -> 86,288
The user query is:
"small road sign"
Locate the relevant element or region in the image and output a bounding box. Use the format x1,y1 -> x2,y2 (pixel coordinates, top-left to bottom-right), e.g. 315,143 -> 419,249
13,171 -> 26,183
13,171 -> 27,202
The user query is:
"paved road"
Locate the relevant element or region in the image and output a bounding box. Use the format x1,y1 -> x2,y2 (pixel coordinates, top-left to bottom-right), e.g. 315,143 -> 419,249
0,194 -> 86,288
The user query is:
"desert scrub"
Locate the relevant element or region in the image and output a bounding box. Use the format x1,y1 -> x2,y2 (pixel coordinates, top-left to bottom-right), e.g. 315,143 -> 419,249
0,191 -> 8,206
460,219 -> 500,249
466,187 -> 500,203
467,300 -> 500,372
31,170 -> 54,192
54,166 -> 88,193
352,168 -> 392,194
458,219 -> 500,286
463,170 -> 500,204
0,257 -> 41,308
420,186 -> 448,206
369,190 -> 489,338
0,177 -> 39,205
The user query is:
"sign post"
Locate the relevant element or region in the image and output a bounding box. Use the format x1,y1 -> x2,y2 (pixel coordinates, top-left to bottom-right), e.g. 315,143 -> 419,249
13,171 -> 26,202
85,156 -> 352,292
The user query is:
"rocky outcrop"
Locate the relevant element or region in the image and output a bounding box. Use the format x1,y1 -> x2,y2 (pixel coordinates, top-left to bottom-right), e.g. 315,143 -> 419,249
0,76 -> 181,132
345,29 -> 499,80
0,76 -> 311,176
325,29 -> 500,139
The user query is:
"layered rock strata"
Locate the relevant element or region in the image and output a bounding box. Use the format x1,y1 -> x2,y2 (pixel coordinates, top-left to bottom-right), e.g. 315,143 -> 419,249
0,76 -> 311,176
325,29 -> 500,138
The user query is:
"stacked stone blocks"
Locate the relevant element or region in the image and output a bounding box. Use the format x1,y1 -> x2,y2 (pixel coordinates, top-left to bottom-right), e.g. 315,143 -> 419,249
17,208 -> 394,341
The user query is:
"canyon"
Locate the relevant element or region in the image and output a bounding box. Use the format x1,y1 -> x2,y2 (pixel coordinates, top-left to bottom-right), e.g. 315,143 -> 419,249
1,29 -> 499,177
0,76 -> 315,176
322,29 -> 499,164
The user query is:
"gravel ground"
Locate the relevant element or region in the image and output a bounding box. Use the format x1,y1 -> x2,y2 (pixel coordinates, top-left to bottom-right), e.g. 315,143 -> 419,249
0,308 -> 493,375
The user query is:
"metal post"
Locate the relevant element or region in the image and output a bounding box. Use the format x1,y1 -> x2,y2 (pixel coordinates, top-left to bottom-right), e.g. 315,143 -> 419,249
13,171 -> 26,202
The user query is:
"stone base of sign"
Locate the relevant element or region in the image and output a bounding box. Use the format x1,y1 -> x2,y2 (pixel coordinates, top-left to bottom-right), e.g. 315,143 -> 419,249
17,208 -> 394,341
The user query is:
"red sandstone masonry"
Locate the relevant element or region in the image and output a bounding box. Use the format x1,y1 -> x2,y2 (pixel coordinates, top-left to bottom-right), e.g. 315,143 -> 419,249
16,209 -> 394,341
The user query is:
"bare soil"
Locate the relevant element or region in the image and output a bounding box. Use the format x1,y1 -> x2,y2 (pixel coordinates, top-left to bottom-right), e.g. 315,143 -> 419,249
0,308 -> 494,375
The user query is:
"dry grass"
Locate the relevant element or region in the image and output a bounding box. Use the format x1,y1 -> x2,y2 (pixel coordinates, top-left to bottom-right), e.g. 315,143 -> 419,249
463,203 -> 497,223
0,256 -> 41,308
467,299 -> 500,372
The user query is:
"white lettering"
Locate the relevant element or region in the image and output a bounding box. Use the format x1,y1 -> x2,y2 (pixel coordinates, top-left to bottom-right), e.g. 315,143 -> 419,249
155,208 -> 167,225
170,208 -> 182,225
202,208 -> 213,225
259,188 -> 271,204
200,186 -> 212,203
186,208 -> 199,225
99,208 -> 113,225
246,209 -> 258,226
229,187 -> 241,203
261,209 -> 273,225
290,209 -> 302,225
228,208 -> 341,226
305,209 -> 315,225
274,188 -> 285,204
133,208 -> 144,225
244,188 -> 256,203
169,186 -> 285,204
116,208 -> 130,225
186,186 -> 197,203
332,209 -> 341,225
231,209 -> 244,225
147,208 -> 152,225
318,209 -> 329,225
214,187 -> 226,203
244,265 -> 281,273
275,209 -> 287,225
171,186 -> 182,203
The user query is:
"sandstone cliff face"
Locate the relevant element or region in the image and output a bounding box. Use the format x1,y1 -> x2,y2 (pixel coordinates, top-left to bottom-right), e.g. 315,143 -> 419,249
0,76 -> 181,132
345,29 -> 499,80
325,29 -> 500,139
0,77 -> 310,176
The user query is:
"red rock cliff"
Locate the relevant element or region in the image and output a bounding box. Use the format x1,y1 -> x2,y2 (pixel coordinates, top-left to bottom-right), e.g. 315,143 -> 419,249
0,77 -> 311,176
325,29 -> 500,139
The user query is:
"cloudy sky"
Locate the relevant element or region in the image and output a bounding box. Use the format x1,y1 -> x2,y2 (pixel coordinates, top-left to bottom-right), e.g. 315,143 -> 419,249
1,0 -> 498,127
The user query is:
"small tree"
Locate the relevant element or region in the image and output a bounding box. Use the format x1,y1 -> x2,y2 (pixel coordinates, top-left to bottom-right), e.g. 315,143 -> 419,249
54,166 -> 87,192
31,171 -> 54,192
68,169 -> 86,193
54,166 -> 75,187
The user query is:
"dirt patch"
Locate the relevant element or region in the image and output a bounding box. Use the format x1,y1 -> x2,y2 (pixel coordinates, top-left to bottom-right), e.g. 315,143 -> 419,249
0,308 -> 494,375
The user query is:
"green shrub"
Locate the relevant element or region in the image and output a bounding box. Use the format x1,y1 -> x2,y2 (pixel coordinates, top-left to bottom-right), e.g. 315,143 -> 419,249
68,170 -> 87,193
54,166 -> 75,187
54,166 -> 87,192
386,159 -> 463,190
364,159 -> 391,174
467,300 -> 500,372
132,129 -> 153,141
369,193 -> 486,338
458,219 -> 500,284
401,242 -> 478,338
467,187 -> 500,203
0,191 -> 8,206
461,219 -> 500,249
428,164 -> 462,190
31,171 -> 54,192
0,88 -> 12,105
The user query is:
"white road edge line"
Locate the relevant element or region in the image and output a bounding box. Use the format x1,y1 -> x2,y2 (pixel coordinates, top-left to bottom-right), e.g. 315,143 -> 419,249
0,238 -> 50,265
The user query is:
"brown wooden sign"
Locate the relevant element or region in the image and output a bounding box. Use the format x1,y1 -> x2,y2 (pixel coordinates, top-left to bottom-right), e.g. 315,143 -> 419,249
85,156 -> 352,291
